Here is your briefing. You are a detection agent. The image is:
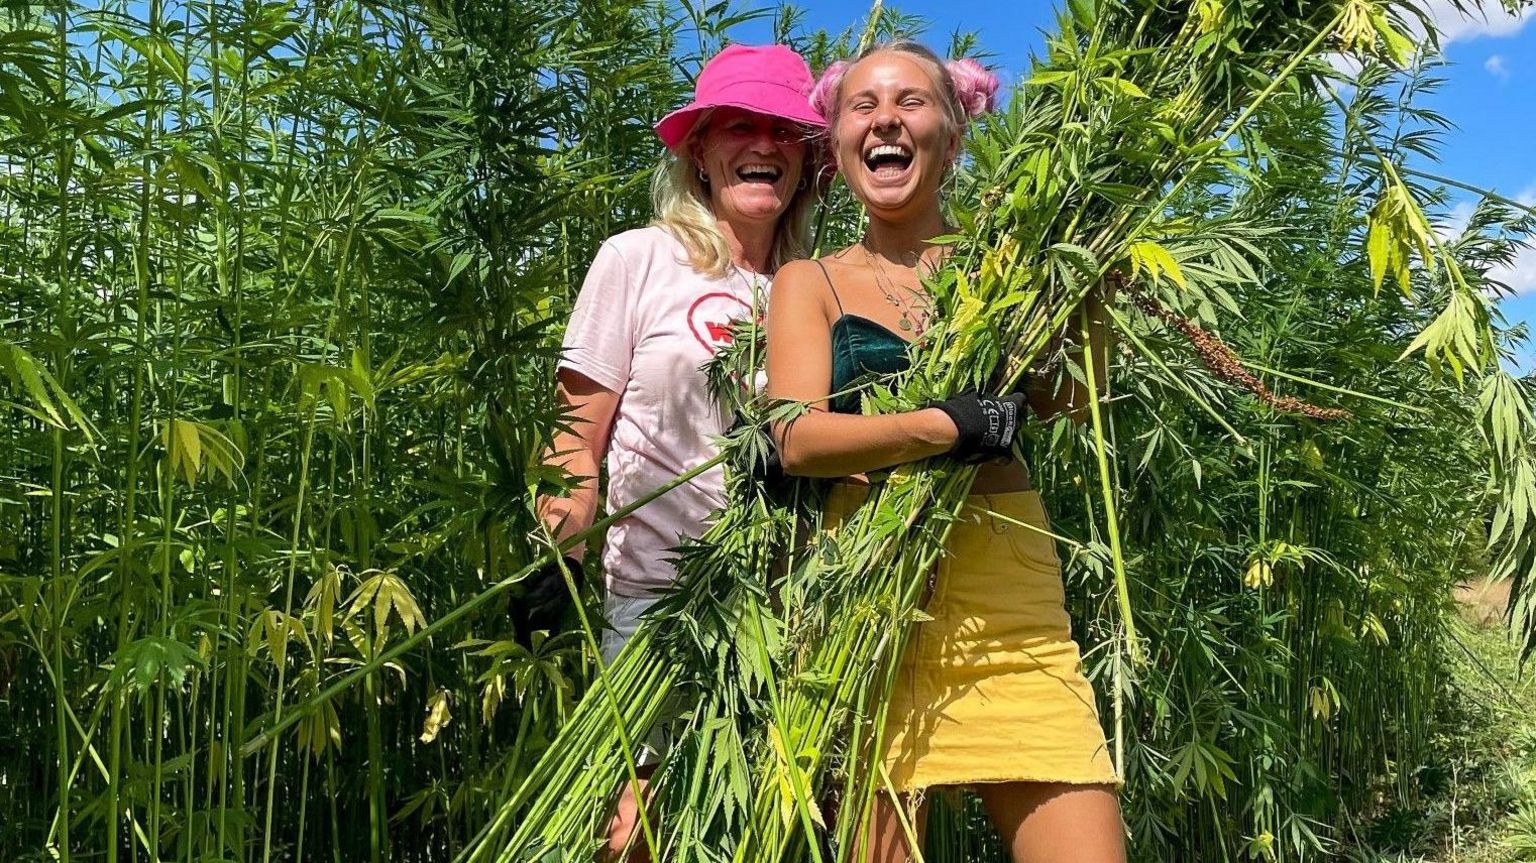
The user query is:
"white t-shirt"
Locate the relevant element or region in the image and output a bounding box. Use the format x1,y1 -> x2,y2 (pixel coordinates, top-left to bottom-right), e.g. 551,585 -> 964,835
559,225 -> 763,597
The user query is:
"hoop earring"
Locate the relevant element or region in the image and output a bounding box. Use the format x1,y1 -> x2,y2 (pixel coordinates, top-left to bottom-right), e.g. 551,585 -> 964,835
697,166 -> 708,183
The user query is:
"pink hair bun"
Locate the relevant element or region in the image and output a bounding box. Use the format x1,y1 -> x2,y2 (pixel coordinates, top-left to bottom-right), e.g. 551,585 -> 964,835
812,54 -> 998,122
946,58 -> 1000,118
810,60 -> 849,120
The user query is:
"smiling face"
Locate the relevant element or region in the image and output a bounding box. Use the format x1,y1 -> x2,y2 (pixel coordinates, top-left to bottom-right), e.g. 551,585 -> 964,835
693,107 -> 809,229
832,52 -> 960,221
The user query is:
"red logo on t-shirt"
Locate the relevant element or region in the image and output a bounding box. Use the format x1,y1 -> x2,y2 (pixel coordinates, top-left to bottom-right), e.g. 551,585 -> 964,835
687,292 -> 752,353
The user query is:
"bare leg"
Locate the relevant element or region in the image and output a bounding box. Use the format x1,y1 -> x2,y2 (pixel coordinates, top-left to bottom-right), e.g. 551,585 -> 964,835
602,767 -> 656,863
974,782 -> 1125,863
862,792 -> 929,863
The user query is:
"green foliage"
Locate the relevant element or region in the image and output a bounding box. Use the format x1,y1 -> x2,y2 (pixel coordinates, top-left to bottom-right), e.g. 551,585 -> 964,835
3,0 -> 1535,862
0,0 -> 687,858
1043,51 -> 1536,860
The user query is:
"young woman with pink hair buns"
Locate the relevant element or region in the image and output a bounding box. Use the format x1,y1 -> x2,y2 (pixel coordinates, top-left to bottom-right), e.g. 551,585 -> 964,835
766,40 -> 1127,862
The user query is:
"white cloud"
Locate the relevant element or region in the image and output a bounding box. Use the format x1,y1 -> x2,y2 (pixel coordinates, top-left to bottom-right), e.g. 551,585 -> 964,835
1442,189 -> 1536,294
1416,0 -> 1533,44
1440,199 -> 1479,239
1487,186 -> 1536,295
1490,246 -> 1536,294
1484,53 -> 1511,79
1325,51 -> 1364,75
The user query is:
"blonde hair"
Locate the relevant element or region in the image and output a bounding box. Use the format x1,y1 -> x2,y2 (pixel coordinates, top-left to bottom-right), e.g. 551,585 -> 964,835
649,112 -> 820,278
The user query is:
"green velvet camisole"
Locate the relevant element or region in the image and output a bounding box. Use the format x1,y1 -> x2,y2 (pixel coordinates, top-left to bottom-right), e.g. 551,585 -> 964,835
816,260 -> 913,414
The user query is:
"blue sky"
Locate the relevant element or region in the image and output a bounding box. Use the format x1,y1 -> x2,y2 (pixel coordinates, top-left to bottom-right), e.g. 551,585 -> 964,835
1419,5 -> 1536,372
740,1 -> 1536,373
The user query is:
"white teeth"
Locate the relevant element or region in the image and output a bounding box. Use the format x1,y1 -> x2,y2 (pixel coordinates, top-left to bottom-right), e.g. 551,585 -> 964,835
738,163 -> 781,179
864,144 -> 910,160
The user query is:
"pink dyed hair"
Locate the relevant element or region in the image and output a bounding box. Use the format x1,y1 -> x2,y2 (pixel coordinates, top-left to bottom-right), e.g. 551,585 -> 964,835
809,41 -> 1000,137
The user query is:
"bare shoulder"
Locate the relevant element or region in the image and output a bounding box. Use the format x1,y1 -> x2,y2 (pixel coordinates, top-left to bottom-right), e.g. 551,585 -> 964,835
770,259 -> 832,310
817,244 -> 863,270
768,259 -> 837,332
810,247 -> 874,289
773,258 -> 827,291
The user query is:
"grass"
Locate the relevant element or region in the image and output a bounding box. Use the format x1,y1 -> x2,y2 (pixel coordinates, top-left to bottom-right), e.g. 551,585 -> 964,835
1350,581 -> 1536,862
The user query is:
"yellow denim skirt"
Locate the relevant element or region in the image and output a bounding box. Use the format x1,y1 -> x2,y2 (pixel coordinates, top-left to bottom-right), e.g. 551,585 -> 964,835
824,483 -> 1121,793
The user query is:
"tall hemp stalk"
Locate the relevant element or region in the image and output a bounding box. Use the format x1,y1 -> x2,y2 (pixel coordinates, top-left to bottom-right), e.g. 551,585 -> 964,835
0,0 -> 690,857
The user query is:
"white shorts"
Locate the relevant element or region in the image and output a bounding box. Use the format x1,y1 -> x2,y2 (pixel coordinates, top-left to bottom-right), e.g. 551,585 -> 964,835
599,591 -> 669,765
599,591 -> 660,665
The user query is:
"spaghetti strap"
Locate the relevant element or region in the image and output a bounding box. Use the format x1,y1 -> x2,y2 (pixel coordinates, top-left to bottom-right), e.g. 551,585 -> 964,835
814,259 -> 845,315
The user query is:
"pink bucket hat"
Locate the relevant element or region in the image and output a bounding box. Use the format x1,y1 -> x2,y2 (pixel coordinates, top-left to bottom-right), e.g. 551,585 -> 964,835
655,44 -> 826,151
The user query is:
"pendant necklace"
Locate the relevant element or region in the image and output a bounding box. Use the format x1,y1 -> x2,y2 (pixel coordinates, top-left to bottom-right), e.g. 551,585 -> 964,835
861,242 -> 934,335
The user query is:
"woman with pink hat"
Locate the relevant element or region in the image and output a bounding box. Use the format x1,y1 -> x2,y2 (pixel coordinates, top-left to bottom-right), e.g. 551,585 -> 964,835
528,43 -> 825,860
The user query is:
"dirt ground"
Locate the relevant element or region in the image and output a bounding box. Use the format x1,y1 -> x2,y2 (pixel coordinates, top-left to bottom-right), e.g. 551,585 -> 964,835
1455,577 -> 1514,627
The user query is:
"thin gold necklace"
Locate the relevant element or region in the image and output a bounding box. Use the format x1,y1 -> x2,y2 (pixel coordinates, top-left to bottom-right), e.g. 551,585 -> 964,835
860,241 -> 939,334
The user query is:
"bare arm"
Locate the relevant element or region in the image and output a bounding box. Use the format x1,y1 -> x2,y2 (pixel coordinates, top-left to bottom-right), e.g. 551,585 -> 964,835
766,260 -> 958,478
1027,278 -> 1115,424
534,368 -> 620,555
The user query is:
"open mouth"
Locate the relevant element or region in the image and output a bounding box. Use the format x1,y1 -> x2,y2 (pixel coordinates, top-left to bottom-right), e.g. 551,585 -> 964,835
735,163 -> 783,184
863,143 -> 913,179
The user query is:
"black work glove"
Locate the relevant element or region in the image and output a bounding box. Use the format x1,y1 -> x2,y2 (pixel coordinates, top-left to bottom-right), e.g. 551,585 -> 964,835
510,555 -> 585,645
930,391 -> 1028,463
